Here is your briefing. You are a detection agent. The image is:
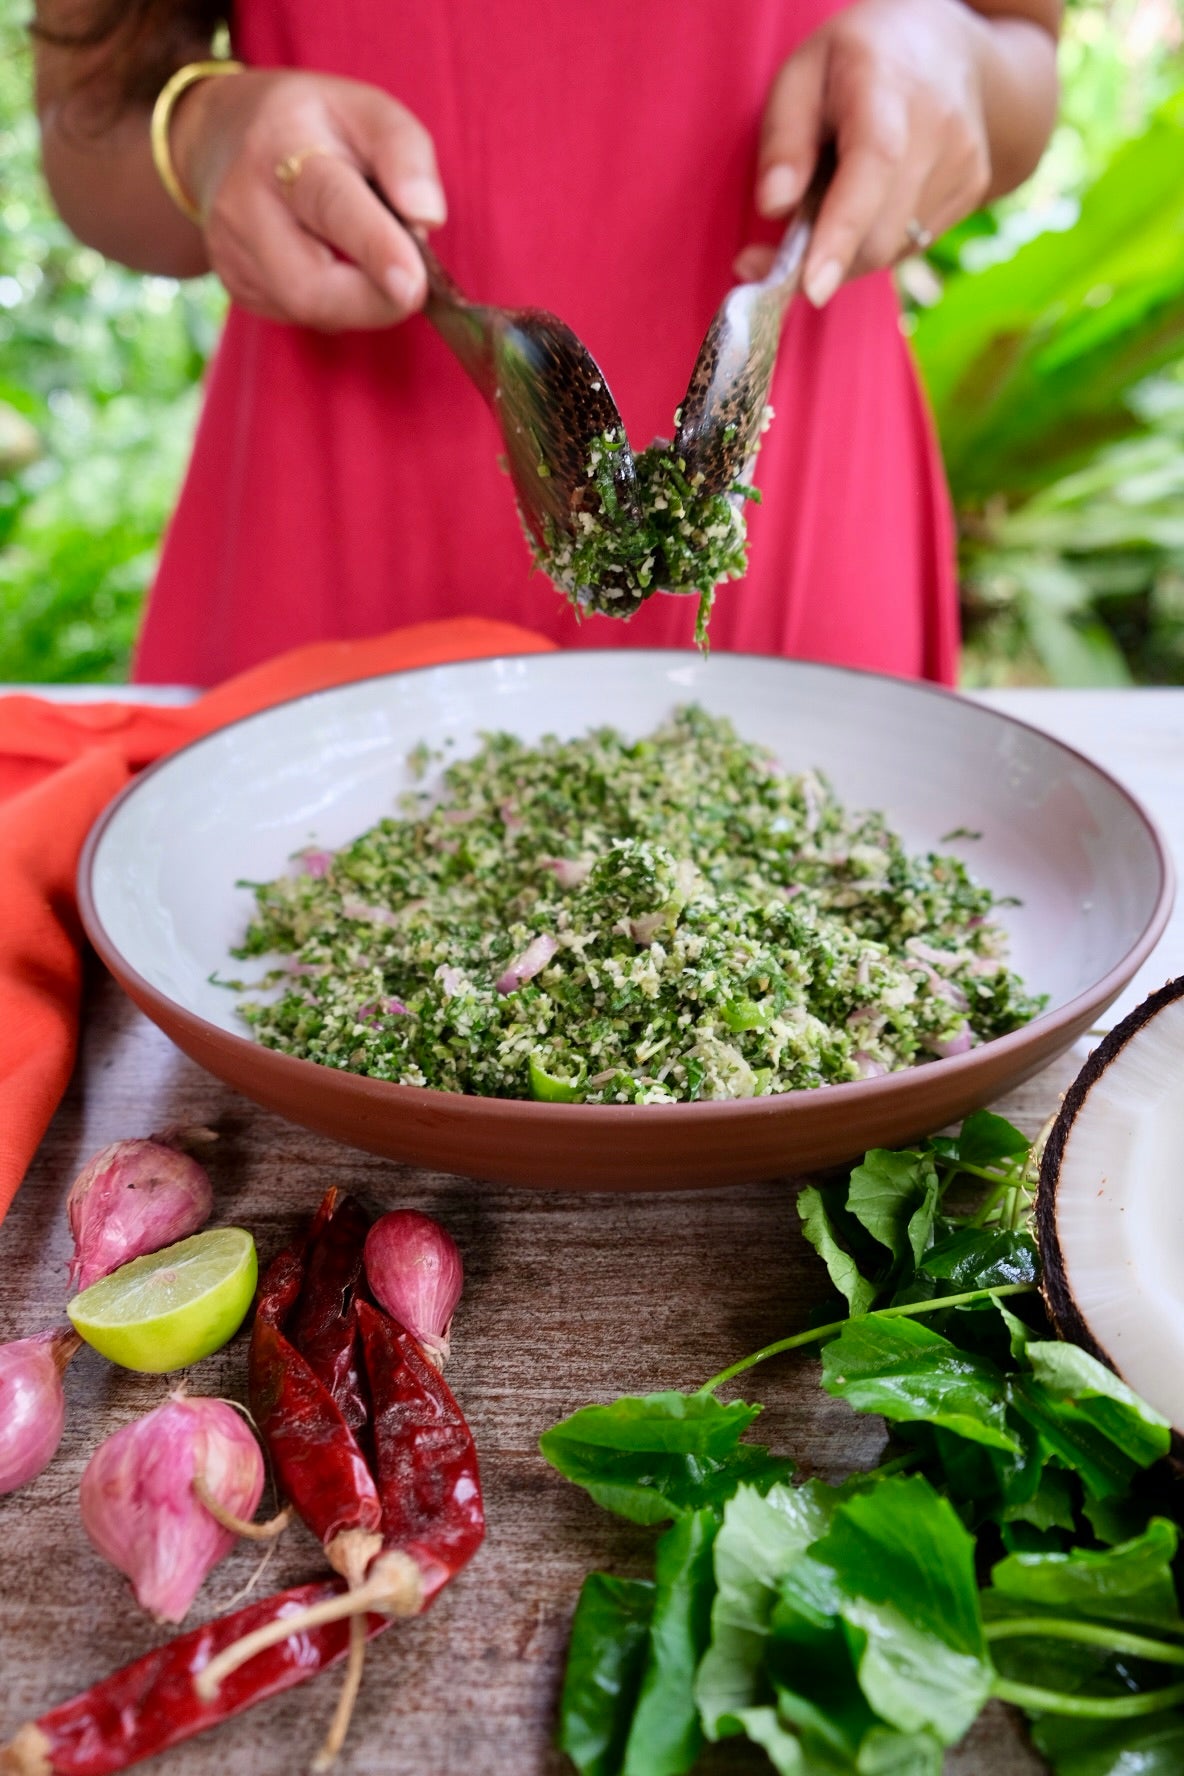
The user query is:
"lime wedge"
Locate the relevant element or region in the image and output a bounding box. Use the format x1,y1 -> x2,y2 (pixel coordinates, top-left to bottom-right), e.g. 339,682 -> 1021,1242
67,1228 -> 258,1373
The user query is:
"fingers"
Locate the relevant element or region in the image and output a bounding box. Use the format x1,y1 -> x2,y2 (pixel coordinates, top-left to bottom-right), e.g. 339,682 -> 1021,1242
193,71 -> 450,331
281,150 -> 428,316
337,83 -> 447,230
209,180 -> 412,330
801,79 -> 913,306
756,3 -> 996,310
755,38 -> 828,219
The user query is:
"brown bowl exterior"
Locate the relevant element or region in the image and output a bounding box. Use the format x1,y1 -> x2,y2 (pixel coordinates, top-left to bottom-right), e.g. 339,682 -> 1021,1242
83,937 -> 1156,1190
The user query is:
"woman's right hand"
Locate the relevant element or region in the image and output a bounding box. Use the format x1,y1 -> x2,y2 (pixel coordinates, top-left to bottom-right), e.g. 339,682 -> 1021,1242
171,68 -> 445,331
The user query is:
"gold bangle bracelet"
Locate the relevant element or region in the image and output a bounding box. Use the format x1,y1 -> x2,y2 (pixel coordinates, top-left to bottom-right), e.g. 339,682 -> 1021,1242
150,58 -> 245,225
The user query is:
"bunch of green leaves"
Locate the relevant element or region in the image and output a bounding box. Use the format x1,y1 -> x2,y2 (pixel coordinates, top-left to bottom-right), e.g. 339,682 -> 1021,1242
542,1112 -> 1183,1776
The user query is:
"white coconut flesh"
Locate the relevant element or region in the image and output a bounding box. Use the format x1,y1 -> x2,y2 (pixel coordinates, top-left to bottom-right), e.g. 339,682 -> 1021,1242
1048,989 -> 1184,1429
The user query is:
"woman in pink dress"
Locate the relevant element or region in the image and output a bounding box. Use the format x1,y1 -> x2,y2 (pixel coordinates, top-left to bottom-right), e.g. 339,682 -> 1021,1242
33,1 -> 1059,687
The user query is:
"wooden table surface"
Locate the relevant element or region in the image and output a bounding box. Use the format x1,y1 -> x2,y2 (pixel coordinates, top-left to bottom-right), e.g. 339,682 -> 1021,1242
1,687 -> 1181,1776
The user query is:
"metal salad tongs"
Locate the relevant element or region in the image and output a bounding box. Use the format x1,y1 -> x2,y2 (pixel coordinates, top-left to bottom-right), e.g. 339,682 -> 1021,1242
379,160 -> 828,562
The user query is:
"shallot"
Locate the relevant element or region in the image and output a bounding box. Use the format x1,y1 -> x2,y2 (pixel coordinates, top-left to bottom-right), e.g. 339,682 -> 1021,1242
80,1393 -> 266,1622
363,1210 -> 463,1365
66,1133 -> 214,1292
495,933 -> 558,995
0,1329 -> 79,1495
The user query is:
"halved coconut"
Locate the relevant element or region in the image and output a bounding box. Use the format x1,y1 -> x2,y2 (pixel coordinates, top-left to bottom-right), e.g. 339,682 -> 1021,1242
1037,975 -> 1184,1430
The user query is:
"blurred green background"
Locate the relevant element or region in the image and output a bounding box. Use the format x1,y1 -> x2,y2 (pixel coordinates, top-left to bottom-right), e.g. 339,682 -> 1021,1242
1,1 -> 1182,685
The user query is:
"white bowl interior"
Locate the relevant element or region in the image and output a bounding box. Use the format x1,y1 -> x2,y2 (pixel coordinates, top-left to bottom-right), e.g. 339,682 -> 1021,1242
89,653 -> 1163,1038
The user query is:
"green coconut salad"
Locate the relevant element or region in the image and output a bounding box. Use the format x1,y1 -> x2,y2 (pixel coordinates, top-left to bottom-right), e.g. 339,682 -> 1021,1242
229,707 -> 1044,1103
529,430 -> 759,647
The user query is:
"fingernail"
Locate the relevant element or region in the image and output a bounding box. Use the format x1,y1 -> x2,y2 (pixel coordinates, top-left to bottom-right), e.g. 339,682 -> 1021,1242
394,176 -> 446,226
757,164 -> 803,217
804,257 -> 842,308
385,265 -> 423,311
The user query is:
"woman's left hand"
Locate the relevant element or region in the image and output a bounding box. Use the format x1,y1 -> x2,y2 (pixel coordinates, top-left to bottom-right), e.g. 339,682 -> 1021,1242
735,0 -> 1059,306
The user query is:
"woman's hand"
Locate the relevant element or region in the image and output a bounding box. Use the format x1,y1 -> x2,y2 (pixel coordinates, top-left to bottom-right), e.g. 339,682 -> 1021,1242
171,68 -> 445,330
736,0 -> 1059,305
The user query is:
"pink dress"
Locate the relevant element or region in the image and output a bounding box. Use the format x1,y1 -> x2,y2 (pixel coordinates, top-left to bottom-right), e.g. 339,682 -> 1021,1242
134,1 -> 959,687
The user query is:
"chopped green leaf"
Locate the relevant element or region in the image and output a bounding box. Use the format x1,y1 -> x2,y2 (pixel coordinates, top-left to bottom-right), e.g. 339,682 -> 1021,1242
622,1510 -> 718,1776
540,1392 -> 791,1526
821,1316 -> 1019,1452
558,1574 -> 655,1776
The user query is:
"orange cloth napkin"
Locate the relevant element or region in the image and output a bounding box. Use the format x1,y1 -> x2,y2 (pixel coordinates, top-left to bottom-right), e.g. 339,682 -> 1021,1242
0,619 -> 554,1227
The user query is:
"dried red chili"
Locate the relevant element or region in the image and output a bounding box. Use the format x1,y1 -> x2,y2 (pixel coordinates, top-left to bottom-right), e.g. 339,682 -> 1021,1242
357,1300 -> 484,1602
248,1194 -> 385,1586
0,1582 -> 389,1776
288,1189 -> 370,1432
249,1317 -> 382,1583
195,1292 -> 485,1703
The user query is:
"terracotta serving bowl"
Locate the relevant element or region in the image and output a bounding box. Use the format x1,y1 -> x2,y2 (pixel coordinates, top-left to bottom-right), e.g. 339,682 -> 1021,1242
79,652 -> 1173,1191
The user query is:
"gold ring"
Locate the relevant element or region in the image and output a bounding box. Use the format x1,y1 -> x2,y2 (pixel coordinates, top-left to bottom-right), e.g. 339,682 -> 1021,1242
275,145 -> 334,189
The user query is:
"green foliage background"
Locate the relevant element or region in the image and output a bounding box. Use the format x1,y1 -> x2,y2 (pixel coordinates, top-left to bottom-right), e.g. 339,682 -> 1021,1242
0,1 -> 1182,684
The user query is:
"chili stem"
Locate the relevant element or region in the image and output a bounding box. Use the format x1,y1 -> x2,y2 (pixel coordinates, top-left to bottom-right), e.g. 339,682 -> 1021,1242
698,1283 -> 1038,1395
993,1677 -> 1184,1719
987,1618 -> 1184,1665
194,1554 -> 422,1701
311,1617 -> 368,1773
192,1475 -> 292,1541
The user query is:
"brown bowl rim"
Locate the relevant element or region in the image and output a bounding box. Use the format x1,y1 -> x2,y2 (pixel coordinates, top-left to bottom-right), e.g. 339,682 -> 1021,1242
77,649 -> 1177,1129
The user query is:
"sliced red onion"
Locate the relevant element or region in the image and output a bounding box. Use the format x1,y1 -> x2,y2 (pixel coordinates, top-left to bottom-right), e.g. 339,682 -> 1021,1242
67,1136 -> 214,1293
357,998 -> 410,1026
853,1052 -> 889,1079
496,933 -> 558,995
298,848 -> 332,878
499,802 -> 525,834
442,806 -> 483,826
436,964 -> 467,998
905,954 -> 970,1013
847,1008 -> 887,1037
80,1394 -> 264,1624
0,1329 -> 78,1495
782,884 -> 804,901
905,938 -> 960,967
364,1211 -> 464,1367
541,857 -> 593,890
